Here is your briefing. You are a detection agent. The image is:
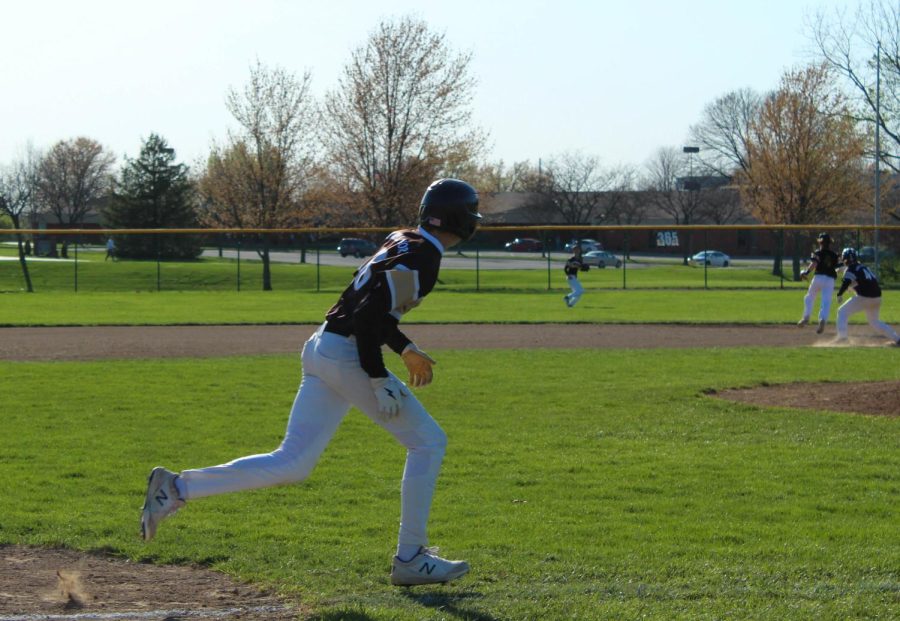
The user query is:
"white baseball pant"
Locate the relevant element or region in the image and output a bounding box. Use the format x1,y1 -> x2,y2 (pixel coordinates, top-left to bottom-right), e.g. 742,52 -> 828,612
836,295 -> 900,342
566,276 -> 584,306
803,274 -> 835,322
179,324 -> 447,548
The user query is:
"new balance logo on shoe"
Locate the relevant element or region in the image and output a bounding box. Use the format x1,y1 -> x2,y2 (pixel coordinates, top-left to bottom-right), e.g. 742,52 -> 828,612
141,467 -> 185,542
390,547 -> 469,586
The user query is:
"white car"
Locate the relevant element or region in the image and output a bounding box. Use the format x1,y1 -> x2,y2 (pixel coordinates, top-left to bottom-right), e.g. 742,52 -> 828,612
564,239 -> 602,253
583,250 -> 622,268
690,250 -> 730,267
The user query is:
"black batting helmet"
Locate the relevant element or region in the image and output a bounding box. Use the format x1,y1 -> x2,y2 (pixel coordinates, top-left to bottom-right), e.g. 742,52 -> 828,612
419,179 -> 482,241
817,232 -> 832,245
841,247 -> 858,263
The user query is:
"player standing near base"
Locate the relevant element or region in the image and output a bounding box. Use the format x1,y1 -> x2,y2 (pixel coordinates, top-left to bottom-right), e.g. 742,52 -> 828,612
563,244 -> 589,307
140,179 -> 482,586
798,232 -> 839,334
834,247 -> 900,346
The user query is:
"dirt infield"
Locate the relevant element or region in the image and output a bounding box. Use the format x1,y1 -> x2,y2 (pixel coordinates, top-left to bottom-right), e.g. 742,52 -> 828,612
1,322 -> 893,360
1,323 -> 897,619
0,545 -> 299,620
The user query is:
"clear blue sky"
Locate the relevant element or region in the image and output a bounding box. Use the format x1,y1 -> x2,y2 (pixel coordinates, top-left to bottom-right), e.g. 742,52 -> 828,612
0,0 -> 859,171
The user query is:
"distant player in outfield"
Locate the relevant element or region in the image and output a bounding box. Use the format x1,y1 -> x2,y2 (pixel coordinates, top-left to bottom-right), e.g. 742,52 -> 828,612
563,244 -> 589,307
140,179 -> 482,586
834,247 -> 900,346
798,232 -> 839,334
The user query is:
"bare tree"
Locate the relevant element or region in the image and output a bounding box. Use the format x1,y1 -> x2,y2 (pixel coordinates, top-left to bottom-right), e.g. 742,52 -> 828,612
642,147 -> 718,263
453,159 -> 532,193
519,152 -> 632,225
811,0 -> 900,175
0,148 -> 40,292
689,88 -> 762,177
36,137 -> 116,225
449,159 -> 536,224
696,187 -> 746,224
739,63 -> 869,279
600,164 -> 642,224
323,16 -> 485,227
199,60 -> 318,290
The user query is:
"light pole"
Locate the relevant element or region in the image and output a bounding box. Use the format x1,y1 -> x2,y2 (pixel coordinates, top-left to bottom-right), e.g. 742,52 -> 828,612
681,146 -> 701,266
874,40 -> 881,276
682,146 -> 700,190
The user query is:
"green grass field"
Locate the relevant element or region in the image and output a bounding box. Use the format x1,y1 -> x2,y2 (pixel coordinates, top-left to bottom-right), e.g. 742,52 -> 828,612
2,254 -> 899,619
1,348 -> 898,619
0,246 -> 812,293
1,289 -> 898,327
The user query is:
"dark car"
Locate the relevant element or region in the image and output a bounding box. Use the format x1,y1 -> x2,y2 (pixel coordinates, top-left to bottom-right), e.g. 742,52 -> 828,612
858,246 -> 896,263
504,237 -> 543,252
337,238 -> 377,258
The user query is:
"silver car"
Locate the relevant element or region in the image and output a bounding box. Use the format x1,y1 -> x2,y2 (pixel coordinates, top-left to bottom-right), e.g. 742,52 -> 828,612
690,250 -> 731,267
583,250 -> 622,268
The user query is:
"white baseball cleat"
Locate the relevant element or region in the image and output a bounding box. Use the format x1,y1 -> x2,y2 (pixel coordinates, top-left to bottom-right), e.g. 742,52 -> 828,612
816,319 -> 826,334
141,466 -> 185,541
390,546 -> 469,586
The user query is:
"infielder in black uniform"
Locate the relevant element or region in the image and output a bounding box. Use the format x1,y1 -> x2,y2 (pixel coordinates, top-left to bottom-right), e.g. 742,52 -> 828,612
834,247 -> 900,345
141,179 -> 482,586
563,245 -> 589,307
798,232 -> 840,334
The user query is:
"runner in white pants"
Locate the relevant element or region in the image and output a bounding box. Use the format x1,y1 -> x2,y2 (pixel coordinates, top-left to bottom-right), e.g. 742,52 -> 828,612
835,247 -> 900,346
140,179 -> 483,586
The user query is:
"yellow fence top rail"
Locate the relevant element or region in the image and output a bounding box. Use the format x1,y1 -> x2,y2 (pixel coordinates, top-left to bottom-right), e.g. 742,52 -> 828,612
4,224 -> 900,236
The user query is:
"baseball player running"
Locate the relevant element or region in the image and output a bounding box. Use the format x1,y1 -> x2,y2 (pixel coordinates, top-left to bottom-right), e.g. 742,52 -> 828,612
141,179 -> 482,586
834,247 -> 900,346
563,244 -> 589,307
798,232 -> 839,334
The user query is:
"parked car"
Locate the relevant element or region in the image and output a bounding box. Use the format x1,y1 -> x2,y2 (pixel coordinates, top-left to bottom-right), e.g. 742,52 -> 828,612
858,246 -> 896,263
583,250 -> 622,268
690,250 -> 731,267
337,237 -> 377,258
504,237 -> 543,252
564,238 -> 603,253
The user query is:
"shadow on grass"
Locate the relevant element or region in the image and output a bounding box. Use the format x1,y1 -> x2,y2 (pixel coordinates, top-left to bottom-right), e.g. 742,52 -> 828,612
401,590 -> 498,621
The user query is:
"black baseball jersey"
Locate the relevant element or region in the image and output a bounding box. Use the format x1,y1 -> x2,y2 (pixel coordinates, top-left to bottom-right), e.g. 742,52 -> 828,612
810,248 -> 839,278
837,262 -> 881,298
564,255 -> 588,278
324,228 -> 443,378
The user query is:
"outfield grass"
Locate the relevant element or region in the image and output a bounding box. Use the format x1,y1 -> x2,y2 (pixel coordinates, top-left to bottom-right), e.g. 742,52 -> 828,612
2,289 -> 898,327
0,247 -> 811,293
1,347 -> 898,619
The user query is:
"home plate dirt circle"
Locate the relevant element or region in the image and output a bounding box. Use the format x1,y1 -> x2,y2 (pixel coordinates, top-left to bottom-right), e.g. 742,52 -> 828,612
1,323 -> 896,618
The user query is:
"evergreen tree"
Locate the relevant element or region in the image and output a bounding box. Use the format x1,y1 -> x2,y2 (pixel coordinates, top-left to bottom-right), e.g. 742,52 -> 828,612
104,134 -> 201,259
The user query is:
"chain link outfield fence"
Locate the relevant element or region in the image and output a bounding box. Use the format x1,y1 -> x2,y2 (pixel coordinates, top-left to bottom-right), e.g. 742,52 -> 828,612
1,225 -> 899,293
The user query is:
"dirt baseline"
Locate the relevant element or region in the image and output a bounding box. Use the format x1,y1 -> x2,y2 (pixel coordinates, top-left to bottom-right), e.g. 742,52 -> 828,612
2,322 -> 896,361
1,323 -> 897,619
1,322 -> 897,419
